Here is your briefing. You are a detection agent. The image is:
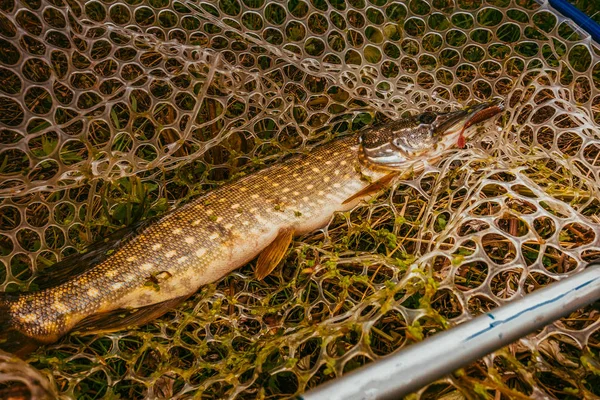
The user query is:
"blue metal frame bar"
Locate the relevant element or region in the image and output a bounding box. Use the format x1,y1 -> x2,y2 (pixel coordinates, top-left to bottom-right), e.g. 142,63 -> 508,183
547,0 -> 600,43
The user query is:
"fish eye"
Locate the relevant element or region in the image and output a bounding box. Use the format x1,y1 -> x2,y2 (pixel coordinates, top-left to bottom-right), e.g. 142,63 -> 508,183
419,112 -> 437,124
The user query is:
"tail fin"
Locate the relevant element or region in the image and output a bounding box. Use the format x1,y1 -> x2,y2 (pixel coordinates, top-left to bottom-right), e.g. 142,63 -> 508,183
0,293 -> 41,359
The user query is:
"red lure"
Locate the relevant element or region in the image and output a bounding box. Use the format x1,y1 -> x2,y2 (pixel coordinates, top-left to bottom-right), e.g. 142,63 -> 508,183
456,105 -> 503,148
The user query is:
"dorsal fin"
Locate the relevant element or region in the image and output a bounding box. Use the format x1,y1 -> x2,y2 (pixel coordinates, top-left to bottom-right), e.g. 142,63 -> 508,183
32,217 -> 158,291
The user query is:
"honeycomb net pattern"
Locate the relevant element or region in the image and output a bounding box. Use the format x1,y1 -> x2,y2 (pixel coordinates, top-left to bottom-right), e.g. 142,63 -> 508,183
1,0 -> 600,398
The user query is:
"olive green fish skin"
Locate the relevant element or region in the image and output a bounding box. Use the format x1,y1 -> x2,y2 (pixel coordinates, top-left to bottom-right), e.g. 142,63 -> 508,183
5,136 -> 387,342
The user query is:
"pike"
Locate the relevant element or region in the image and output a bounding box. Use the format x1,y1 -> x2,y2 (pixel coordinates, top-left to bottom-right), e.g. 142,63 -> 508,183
0,100 -> 503,355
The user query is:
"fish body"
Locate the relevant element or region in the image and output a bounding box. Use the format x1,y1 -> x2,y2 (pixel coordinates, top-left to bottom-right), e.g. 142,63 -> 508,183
3,137 -> 385,343
0,101 -> 503,349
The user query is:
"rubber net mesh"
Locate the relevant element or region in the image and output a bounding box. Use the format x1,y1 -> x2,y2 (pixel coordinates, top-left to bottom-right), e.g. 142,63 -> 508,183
1,0 -> 600,398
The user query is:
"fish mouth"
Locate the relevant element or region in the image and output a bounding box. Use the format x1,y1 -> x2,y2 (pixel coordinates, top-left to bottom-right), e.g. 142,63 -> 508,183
437,98 -> 504,138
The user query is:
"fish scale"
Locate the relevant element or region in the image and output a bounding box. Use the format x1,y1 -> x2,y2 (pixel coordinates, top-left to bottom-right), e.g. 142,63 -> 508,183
5,136 -> 386,342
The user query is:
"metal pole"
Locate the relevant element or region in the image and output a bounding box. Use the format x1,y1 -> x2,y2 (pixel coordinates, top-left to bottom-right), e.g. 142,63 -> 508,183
299,264 -> 600,400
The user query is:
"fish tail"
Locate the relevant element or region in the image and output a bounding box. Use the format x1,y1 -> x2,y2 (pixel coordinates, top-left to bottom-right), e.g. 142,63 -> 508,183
0,293 -> 41,358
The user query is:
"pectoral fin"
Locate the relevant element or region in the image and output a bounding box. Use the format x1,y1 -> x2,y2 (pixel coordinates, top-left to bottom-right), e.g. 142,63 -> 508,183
342,171 -> 399,205
255,227 -> 294,280
72,295 -> 189,335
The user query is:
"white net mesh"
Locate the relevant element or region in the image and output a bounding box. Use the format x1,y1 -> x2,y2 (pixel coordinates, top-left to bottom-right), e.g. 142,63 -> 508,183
1,0 -> 600,398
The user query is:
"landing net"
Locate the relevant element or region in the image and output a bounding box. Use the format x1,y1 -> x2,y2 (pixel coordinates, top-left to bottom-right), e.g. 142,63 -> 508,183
0,0 -> 599,398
